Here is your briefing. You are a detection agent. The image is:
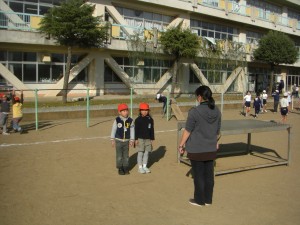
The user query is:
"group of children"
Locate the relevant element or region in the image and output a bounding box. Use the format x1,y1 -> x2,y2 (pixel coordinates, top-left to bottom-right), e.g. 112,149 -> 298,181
243,90 -> 268,118
110,102 -> 154,175
243,89 -> 290,123
0,91 -> 24,135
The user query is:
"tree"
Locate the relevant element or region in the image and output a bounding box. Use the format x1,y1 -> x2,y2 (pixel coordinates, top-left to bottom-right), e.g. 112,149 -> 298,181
38,0 -> 108,103
160,22 -> 200,97
253,31 -> 298,94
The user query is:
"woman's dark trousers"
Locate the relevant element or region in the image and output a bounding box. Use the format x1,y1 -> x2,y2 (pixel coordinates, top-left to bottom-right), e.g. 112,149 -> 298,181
191,160 -> 214,205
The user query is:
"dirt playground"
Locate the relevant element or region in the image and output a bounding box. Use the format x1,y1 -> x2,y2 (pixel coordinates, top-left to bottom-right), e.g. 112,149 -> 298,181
0,108 -> 300,225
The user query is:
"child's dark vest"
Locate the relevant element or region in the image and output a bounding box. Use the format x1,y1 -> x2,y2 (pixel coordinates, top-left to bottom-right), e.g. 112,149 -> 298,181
115,117 -> 133,140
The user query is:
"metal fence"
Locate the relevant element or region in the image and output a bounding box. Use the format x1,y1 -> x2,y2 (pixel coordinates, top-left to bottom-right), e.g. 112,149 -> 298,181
3,87 -> 299,131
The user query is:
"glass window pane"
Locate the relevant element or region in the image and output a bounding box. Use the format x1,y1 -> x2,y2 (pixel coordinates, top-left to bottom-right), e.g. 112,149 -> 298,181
153,13 -> 162,21
52,0 -> 61,6
25,4 -> 37,14
113,73 -> 122,82
23,64 -> 36,82
215,33 -> 221,39
215,72 -> 222,83
208,31 -> 214,38
10,2 -> 23,13
143,68 -> 151,82
207,72 -> 214,83
124,57 -> 130,65
202,22 -> 209,29
52,65 -> 64,82
23,52 -> 36,61
215,25 -> 222,32
124,67 -> 134,77
144,12 -> 152,20
221,33 -> 227,39
104,64 -> 112,82
163,15 -> 172,23
114,57 -> 123,65
52,53 -> 64,63
77,69 -> 87,82
9,52 -> 22,61
0,51 -> 7,61
8,63 -> 22,81
39,6 -> 50,15
38,64 -> 51,82
152,68 -> 160,82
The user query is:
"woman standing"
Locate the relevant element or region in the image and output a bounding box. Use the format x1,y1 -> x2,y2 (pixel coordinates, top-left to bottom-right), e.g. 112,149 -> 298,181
178,85 -> 221,207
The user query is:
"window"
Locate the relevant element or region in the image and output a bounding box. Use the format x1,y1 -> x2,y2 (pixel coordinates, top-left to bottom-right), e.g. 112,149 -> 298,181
0,51 -> 7,61
112,57 -> 172,83
191,19 -> 238,41
25,3 -> 37,14
52,65 -> 64,81
8,63 -> 22,81
104,63 -> 122,83
8,52 -> 22,61
23,64 -> 36,82
38,64 -> 51,82
39,6 -> 50,15
23,52 -> 36,62
189,71 -> 201,84
117,6 -> 174,31
195,59 -> 232,84
246,31 -> 264,44
52,54 -> 64,63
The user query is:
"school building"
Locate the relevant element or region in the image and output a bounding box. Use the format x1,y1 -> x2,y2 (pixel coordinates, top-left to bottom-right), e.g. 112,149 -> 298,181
0,0 -> 300,97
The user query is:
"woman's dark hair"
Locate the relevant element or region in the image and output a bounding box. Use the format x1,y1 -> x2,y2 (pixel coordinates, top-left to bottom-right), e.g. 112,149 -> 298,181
195,85 -> 215,109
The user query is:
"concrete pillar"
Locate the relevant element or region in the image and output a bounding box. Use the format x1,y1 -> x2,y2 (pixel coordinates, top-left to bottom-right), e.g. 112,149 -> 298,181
92,56 -> 104,96
239,29 -> 246,43
179,63 -> 190,94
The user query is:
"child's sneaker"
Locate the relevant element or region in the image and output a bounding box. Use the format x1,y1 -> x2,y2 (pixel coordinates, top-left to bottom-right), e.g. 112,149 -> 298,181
123,167 -> 130,175
138,167 -> 146,174
118,168 -> 125,175
2,132 -> 10,135
143,166 -> 151,173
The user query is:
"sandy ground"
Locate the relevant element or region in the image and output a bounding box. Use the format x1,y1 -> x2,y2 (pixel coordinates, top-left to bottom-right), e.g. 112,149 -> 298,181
0,108 -> 300,225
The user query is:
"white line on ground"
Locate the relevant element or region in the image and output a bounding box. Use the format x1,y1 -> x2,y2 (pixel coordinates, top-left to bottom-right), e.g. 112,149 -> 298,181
0,129 -> 177,148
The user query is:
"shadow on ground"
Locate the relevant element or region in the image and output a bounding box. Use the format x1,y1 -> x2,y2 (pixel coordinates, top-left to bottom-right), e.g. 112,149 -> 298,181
128,146 -> 166,171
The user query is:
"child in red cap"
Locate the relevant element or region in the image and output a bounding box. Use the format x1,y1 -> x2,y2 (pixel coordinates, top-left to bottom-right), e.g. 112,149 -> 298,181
134,103 -> 155,174
110,103 -> 134,175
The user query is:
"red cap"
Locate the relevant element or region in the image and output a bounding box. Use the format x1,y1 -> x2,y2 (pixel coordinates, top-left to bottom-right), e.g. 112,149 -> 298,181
14,96 -> 20,101
139,102 -> 149,110
118,103 -> 128,112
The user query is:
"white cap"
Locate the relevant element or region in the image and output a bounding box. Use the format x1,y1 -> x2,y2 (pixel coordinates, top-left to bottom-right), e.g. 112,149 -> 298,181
263,90 -> 266,93
284,92 -> 288,97
156,94 -> 161,100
